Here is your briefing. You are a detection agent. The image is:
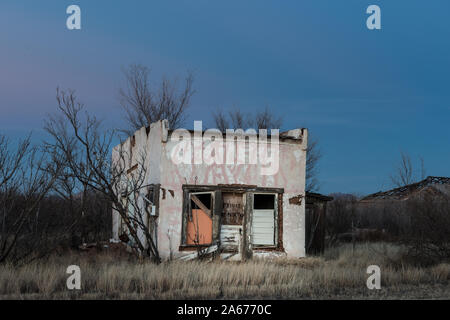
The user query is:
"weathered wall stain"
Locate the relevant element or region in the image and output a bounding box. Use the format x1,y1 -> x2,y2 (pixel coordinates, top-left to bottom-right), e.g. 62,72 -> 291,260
112,120 -> 308,260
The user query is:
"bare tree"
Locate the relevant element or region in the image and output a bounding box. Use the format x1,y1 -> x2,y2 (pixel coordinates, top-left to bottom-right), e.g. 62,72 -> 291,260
390,151 -> 426,187
212,107 -> 321,192
50,164 -> 112,247
305,137 -> 321,192
255,107 -> 283,130
390,151 -> 413,187
212,109 -> 231,133
212,107 -> 281,131
119,64 -> 195,135
45,88 -> 161,262
0,135 -> 60,264
325,194 -> 358,248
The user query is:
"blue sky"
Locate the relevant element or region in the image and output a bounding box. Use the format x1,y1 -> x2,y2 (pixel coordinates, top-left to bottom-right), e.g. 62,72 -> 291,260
1,1 -> 449,195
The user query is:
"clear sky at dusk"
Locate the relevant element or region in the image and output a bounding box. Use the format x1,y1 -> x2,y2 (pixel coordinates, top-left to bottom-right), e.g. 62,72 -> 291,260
1,1 -> 449,195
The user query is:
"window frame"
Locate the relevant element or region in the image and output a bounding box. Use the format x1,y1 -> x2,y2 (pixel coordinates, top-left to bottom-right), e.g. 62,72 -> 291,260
186,191 -> 214,245
180,187 -> 217,248
251,192 -> 279,248
180,185 -> 284,252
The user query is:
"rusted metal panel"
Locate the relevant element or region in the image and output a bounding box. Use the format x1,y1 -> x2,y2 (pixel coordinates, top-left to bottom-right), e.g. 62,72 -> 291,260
289,194 -> 303,205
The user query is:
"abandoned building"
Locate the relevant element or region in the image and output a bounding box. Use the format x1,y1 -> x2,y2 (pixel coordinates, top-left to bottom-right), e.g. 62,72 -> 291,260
111,120 -> 308,260
360,176 -> 450,203
351,176 -> 450,241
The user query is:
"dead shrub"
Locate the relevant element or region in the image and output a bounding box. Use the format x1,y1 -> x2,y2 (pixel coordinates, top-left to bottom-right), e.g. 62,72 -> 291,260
399,196 -> 450,266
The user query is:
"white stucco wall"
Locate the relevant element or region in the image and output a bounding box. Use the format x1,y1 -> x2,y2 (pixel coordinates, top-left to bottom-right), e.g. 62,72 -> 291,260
112,120 -> 307,260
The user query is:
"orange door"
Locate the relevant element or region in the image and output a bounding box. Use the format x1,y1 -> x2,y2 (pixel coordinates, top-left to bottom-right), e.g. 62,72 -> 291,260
186,209 -> 213,245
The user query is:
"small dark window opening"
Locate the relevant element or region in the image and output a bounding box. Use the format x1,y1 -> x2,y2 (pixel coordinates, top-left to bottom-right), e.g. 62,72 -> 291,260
147,188 -> 155,204
190,193 -> 212,211
254,194 -> 275,209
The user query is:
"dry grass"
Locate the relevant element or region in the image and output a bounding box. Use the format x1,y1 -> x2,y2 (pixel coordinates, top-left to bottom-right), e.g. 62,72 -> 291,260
0,243 -> 449,299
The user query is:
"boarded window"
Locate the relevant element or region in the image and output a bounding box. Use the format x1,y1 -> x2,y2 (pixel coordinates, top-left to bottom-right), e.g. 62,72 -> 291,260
220,192 -> 244,250
221,192 -> 244,225
186,193 -> 213,245
252,194 -> 276,246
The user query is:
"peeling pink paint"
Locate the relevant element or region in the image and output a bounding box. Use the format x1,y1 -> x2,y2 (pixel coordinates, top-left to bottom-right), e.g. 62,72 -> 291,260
112,120 -> 307,260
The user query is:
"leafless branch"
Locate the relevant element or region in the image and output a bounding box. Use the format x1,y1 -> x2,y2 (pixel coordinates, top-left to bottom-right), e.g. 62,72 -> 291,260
0,135 -> 60,264
45,88 -> 161,262
213,107 -> 321,191
390,151 -> 426,187
119,64 -> 195,135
